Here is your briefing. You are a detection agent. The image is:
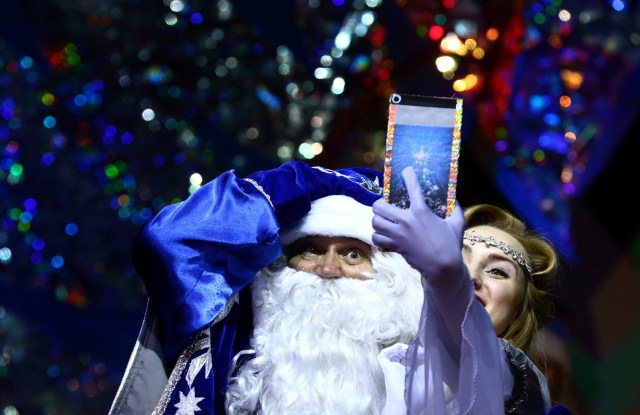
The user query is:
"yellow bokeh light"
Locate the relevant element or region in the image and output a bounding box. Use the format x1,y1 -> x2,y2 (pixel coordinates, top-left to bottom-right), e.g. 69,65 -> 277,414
561,166 -> 573,183
564,131 -> 577,143
464,39 -> 477,50
440,33 -> 463,53
560,69 -> 583,90
559,95 -> 571,108
452,74 -> 479,92
472,48 -> 485,59
453,79 -> 466,92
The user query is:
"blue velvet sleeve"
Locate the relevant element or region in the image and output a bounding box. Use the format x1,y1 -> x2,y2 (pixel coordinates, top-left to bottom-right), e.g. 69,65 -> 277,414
132,161 -> 383,364
132,170 -> 282,363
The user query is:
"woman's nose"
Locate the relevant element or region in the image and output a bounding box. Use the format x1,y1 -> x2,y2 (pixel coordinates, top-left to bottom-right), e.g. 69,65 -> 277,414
470,273 -> 482,290
464,256 -> 481,289
314,253 -> 344,279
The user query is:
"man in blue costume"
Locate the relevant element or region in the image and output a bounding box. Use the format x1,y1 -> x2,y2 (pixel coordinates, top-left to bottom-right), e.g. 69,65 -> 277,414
108,161 -> 424,414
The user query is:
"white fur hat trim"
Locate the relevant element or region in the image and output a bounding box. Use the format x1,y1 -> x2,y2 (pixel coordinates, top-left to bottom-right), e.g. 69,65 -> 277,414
280,195 -> 374,246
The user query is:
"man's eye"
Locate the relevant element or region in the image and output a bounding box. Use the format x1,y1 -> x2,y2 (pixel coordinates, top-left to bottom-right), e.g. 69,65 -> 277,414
345,249 -> 364,260
300,244 -> 320,255
343,248 -> 370,265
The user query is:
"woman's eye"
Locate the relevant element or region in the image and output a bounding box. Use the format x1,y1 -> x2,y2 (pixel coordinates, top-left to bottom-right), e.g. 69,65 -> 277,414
487,267 -> 510,278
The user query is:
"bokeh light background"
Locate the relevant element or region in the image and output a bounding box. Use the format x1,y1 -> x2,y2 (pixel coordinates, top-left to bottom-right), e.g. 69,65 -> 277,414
1,0 -> 639,413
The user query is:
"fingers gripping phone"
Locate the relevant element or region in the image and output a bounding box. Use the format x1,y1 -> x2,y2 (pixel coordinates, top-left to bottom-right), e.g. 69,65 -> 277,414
383,93 -> 463,218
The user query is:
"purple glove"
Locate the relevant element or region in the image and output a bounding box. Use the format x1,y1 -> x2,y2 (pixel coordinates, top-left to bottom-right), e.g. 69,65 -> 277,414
373,166 -> 470,345
372,166 -> 466,284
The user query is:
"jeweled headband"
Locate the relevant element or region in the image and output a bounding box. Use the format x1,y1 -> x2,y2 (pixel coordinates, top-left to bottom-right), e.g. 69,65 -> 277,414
463,230 -> 533,275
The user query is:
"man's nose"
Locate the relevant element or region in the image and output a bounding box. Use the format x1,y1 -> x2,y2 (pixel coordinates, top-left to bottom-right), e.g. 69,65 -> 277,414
314,253 -> 344,279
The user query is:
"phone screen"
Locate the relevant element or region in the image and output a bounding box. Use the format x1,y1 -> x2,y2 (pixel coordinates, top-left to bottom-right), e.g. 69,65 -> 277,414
383,93 -> 463,218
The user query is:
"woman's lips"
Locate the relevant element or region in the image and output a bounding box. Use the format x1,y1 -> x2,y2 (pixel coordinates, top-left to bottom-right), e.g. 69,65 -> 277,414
474,294 -> 486,306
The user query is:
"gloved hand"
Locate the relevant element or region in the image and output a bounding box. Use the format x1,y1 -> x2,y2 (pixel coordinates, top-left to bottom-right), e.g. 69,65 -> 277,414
372,166 -> 466,280
241,160 -> 383,228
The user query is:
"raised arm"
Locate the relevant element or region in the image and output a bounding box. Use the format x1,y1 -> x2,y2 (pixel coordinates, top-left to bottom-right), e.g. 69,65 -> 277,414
372,166 -> 468,346
372,166 -> 510,414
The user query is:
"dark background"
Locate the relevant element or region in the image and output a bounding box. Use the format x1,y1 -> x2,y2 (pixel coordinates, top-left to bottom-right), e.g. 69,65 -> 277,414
0,0 -> 639,414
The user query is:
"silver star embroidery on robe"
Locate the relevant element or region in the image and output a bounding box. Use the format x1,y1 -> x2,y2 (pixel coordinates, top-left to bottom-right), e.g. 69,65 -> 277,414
174,387 -> 205,415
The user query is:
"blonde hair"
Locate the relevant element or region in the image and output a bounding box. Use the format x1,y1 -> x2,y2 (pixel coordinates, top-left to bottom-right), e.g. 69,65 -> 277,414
464,204 -> 558,362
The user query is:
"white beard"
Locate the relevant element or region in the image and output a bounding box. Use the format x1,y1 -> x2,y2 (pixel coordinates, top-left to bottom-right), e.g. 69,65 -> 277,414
225,250 -> 423,415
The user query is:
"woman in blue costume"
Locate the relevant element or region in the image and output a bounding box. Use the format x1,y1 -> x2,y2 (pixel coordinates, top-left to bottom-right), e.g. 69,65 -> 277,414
373,166 -> 573,415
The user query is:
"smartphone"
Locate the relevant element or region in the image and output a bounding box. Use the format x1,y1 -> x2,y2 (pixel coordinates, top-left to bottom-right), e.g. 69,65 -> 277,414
383,93 -> 463,218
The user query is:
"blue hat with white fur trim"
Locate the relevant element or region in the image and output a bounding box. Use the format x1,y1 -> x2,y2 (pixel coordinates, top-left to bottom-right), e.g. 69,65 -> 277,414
280,195 -> 375,246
